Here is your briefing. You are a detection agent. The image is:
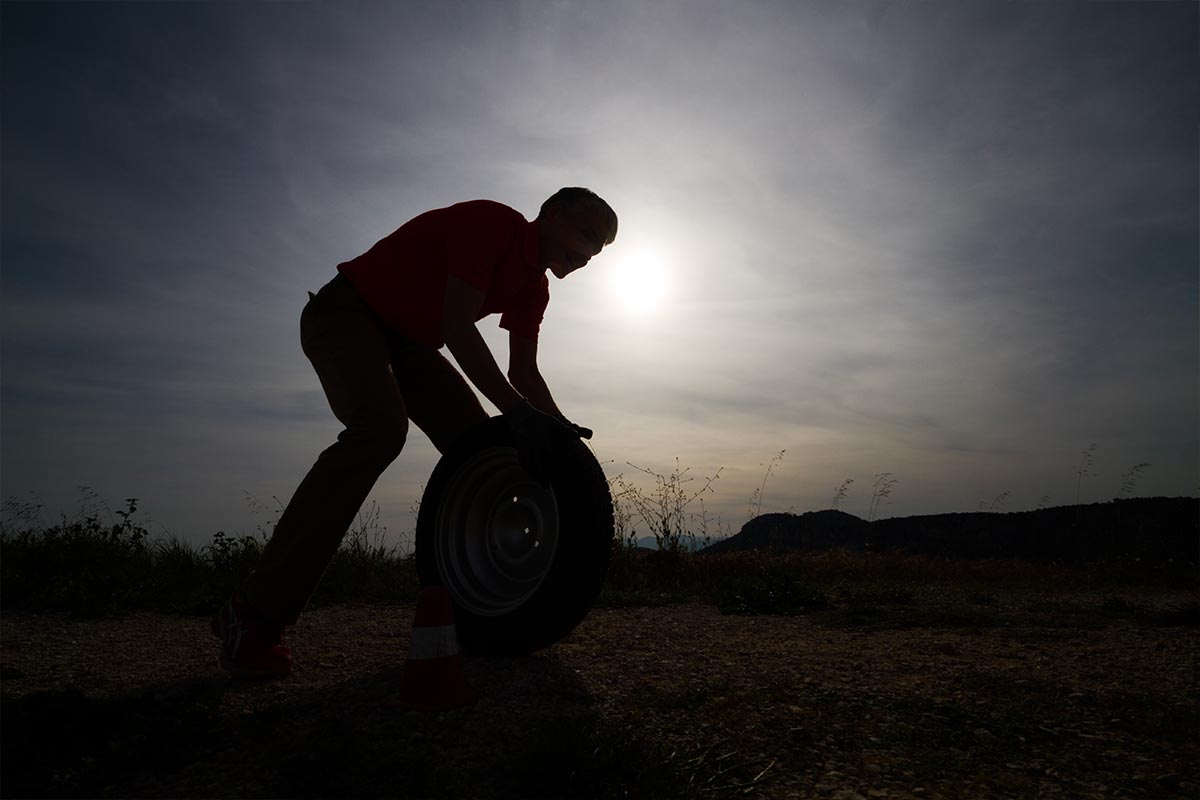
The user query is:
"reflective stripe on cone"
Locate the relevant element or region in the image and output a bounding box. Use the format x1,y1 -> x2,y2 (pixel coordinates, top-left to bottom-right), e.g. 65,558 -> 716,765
405,624 -> 459,660
385,586 -> 475,712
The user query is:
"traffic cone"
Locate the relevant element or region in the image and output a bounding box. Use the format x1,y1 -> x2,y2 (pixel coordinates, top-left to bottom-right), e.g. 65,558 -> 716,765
386,585 -> 474,711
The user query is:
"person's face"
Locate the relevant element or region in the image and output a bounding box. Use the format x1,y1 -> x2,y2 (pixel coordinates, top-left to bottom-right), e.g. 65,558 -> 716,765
540,205 -> 609,279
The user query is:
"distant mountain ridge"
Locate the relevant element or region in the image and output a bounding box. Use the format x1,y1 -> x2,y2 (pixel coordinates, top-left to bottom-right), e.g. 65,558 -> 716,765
632,535 -> 707,553
698,497 -> 1198,564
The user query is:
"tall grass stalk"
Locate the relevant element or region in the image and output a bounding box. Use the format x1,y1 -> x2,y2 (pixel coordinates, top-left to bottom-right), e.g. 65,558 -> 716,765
831,478 -> 853,511
977,491 -> 1010,513
867,473 -> 897,522
1076,443 -> 1097,505
747,449 -> 785,520
1119,463 -> 1151,497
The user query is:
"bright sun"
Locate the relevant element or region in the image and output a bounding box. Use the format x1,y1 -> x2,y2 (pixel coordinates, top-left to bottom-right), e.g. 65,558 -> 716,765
606,248 -> 669,315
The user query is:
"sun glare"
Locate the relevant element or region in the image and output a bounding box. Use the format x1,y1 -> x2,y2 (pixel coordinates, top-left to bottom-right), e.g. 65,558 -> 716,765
607,248 -> 669,315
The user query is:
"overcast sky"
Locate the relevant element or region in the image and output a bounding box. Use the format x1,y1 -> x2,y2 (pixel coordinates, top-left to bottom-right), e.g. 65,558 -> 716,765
2,0 -> 1196,547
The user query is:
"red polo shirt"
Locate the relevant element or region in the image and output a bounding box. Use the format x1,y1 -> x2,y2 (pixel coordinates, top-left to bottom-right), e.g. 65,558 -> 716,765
336,200 -> 549,349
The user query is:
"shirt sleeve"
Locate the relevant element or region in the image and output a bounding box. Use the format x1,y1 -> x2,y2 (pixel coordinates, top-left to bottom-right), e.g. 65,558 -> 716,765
499,274 -> 550,343
444,204 -> 517,293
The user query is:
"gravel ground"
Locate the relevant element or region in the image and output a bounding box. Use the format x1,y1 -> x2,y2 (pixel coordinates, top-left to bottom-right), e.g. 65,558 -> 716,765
2,587 -> 1197,799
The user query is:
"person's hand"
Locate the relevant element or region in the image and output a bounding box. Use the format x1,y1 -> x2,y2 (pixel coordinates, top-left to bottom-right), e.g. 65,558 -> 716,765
503,400 -> 574,484
555,414 -> 593,440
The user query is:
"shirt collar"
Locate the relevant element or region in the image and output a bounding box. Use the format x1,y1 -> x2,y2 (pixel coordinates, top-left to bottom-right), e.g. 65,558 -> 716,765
523,219 -> 541,270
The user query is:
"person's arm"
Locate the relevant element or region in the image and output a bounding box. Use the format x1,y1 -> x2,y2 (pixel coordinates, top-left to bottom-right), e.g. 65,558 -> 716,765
509,333 -> 592,438
441,274 -> 525,413
507,333 -> 564,417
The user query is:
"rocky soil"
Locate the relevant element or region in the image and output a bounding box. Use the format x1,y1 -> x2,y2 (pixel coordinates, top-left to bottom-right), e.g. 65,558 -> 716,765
2,586 -> 1198,799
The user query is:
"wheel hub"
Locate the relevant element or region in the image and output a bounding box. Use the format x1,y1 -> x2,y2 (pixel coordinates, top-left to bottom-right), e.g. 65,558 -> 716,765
433,446 -> 559,616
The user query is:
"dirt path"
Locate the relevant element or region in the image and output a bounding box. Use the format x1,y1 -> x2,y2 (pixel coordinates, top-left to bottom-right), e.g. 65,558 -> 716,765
2,590 -> 1197,799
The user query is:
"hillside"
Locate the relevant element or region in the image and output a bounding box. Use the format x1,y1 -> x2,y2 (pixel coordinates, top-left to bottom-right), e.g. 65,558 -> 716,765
699,497 -> 1198,565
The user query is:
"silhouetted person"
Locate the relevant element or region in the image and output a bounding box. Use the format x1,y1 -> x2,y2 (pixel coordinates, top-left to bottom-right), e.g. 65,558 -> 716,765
213,188 -> 617,677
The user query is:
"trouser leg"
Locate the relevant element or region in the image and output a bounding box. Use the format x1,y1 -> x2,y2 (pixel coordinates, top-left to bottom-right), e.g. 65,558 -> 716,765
242,276 -> 409,626
386,334 -> 490,455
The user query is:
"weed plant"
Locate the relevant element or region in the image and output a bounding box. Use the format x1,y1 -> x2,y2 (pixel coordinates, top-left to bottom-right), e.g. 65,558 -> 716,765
0,494 -> 418,617
4,479 -> 1192,621
310,503 -> 420,607
610,459 -> 725,553
1,497 -> 160,617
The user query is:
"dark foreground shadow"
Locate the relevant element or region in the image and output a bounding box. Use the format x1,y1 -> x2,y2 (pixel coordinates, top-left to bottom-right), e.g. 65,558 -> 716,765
1,653 -> 651,799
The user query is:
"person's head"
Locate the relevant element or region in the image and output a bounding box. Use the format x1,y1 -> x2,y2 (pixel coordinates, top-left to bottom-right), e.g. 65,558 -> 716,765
536,187 -> 618,279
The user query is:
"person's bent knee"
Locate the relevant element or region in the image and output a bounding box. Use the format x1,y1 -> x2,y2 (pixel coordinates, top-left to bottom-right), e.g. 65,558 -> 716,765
334,419 -> 408,467
366,418 -> 407,465
377,420 -> 408,462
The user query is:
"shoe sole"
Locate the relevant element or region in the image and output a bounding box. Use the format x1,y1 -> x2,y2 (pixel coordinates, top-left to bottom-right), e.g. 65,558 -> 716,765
212,614 -> 291,679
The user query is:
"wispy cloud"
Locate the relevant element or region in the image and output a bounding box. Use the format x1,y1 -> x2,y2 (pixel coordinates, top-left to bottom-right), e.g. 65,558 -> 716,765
2,1 -> 1194,541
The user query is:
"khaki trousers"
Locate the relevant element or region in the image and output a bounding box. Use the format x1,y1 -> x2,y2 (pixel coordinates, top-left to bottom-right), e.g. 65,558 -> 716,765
241,273 -> 488,625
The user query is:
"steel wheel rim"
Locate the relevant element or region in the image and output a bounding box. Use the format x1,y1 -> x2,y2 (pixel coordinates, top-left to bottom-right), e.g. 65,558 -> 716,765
433,445 -> 559,616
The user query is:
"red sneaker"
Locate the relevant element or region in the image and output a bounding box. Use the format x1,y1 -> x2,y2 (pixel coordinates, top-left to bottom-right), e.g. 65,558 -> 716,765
211,594 -> 293,678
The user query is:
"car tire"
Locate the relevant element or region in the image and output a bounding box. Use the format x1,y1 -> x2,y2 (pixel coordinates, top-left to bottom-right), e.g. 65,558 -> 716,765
415,416 -> 613,655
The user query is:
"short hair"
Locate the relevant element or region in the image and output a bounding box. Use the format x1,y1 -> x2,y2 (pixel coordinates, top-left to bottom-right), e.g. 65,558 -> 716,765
539,187 -> 618,244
